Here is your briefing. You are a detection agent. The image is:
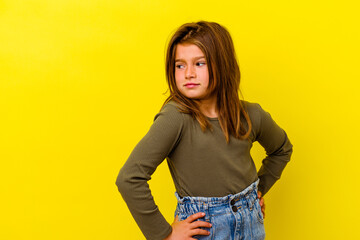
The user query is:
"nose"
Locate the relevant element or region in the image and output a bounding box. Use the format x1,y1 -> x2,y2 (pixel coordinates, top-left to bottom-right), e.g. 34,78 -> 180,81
185,65 -> 196,79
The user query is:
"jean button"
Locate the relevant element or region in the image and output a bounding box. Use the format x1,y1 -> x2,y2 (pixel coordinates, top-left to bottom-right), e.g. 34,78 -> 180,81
230,199 -> 235,205
232,206 -> 238,212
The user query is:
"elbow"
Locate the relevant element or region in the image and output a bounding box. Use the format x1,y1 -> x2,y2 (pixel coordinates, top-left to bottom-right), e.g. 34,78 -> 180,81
115,165 -> 147,196
286,137 -> 294,159
281,140 -> 293,163
280,131 -> 293,161
115,168 -> 129,195
270,136 -> 293,163
115,160 -> 151,198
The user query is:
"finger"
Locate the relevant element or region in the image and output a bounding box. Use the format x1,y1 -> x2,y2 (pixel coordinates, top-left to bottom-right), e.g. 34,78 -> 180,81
259,198 -> 264,206
185,212 -> 205,223
261,205 -> 265,219
257,191 -> 262,198
191,220 -> 212,229
173,215 -> 179,223
190,228 -> 211,236
261,199 -> 265,210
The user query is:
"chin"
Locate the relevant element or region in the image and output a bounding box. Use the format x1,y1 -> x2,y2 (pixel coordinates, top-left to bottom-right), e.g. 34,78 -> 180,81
179,90 -> 207,100
184,95 -> 202,100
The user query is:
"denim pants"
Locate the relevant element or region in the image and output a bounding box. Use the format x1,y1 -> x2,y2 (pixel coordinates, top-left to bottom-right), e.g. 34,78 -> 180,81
174,178 -> 265,240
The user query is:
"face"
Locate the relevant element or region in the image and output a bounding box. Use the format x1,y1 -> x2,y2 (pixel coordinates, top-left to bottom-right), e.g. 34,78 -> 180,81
174,43 -> 211,100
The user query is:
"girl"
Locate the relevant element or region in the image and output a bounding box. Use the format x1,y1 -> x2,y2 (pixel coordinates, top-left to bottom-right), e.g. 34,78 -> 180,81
116,21 -> 293,240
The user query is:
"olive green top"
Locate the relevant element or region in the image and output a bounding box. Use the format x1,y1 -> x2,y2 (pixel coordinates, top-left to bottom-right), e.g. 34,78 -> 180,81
116,100 -> 293,240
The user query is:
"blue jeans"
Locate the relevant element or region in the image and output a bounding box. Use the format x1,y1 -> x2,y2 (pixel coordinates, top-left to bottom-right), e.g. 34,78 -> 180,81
174,178 -> 265,240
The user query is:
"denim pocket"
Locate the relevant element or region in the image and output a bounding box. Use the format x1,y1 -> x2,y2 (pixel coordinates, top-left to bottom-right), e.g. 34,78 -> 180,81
177,211 -> 189,222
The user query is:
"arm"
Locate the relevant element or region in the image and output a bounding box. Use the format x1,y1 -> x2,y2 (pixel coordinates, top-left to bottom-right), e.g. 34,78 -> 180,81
115,104 -> 183,240
253,103 -> 293,196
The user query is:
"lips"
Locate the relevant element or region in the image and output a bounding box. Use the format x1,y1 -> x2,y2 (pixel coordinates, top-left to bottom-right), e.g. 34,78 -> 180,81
184,83 -> 200,88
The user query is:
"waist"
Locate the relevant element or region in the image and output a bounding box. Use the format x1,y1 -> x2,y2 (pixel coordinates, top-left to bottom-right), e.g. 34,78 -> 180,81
175,178 -> 259,207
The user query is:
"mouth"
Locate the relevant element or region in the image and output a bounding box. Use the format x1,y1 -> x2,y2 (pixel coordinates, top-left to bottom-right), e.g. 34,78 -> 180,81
184,83 -> 200,88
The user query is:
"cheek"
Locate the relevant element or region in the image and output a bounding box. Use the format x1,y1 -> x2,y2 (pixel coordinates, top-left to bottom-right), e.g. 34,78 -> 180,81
174,78 -> 182,91
175,71 -> 181,81
201,69 -> 210,86
175,72 -> 182,87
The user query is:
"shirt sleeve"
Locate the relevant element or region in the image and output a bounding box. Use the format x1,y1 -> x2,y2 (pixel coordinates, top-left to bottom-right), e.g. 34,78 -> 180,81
115,103 -> 184,240
252,103 -> 293,196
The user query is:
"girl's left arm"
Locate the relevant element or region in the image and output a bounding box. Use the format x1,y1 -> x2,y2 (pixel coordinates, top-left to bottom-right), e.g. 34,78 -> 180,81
253,103 -> 294,196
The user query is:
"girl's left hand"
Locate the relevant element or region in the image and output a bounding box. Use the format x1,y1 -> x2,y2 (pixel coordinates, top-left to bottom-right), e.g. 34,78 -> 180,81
257,191 -> 265,219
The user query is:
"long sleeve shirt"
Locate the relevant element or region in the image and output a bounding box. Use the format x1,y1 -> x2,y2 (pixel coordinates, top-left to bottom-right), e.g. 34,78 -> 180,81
115,100 -> 293,240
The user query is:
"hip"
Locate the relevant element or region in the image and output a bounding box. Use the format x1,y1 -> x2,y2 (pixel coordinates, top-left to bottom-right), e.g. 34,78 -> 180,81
174,178 -> 265,240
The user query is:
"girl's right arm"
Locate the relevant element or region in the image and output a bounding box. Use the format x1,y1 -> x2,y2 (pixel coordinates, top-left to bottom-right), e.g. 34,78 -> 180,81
115,103 -> 185,240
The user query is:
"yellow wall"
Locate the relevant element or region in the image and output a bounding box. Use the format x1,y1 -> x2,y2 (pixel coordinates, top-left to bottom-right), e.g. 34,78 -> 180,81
1,0 -> 359,239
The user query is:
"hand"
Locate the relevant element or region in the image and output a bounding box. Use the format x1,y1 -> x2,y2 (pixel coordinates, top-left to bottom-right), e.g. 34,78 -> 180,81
163,212 -> 212,240
257,191 -> 265,219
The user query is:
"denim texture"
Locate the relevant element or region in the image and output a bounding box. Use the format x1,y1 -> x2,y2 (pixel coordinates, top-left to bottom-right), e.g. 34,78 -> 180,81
174,178 -> 265,240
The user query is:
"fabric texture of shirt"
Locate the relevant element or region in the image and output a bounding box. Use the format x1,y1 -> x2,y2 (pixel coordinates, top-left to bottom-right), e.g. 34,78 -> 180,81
115,100 -> 293,240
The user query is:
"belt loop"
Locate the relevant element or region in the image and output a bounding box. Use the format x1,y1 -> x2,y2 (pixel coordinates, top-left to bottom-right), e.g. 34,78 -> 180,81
203,202 -> 210,221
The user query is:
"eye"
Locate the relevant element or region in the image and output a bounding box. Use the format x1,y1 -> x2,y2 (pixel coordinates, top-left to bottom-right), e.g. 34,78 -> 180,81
196,62 -> 206,67
175,64 -> 184,69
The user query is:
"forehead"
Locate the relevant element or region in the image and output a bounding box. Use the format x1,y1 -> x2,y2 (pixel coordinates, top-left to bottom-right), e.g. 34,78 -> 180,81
175,43 -> 205,60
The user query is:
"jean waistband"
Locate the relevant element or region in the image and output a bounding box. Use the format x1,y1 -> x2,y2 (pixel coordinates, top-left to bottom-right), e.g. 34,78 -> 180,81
175,178 -> 260,206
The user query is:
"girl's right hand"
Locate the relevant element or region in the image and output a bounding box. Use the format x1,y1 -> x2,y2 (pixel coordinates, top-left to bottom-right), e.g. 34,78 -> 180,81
163,212 -> 212,240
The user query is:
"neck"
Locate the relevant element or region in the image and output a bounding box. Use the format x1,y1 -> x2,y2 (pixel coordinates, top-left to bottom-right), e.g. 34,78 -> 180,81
196,96 -> 218,118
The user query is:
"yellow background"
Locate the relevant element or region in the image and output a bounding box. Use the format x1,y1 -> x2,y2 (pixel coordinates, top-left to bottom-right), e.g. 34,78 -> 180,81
1,0 -> 359,239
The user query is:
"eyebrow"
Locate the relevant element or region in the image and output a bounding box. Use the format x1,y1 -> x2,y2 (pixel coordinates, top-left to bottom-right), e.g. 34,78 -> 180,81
175,56 -> 206,63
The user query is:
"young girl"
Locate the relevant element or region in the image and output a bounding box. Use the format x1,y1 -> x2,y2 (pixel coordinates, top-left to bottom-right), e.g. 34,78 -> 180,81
116,21 -> 293,240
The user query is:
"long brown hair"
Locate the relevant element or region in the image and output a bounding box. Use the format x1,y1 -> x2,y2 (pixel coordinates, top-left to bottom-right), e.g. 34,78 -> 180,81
163,21 -> 252,143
